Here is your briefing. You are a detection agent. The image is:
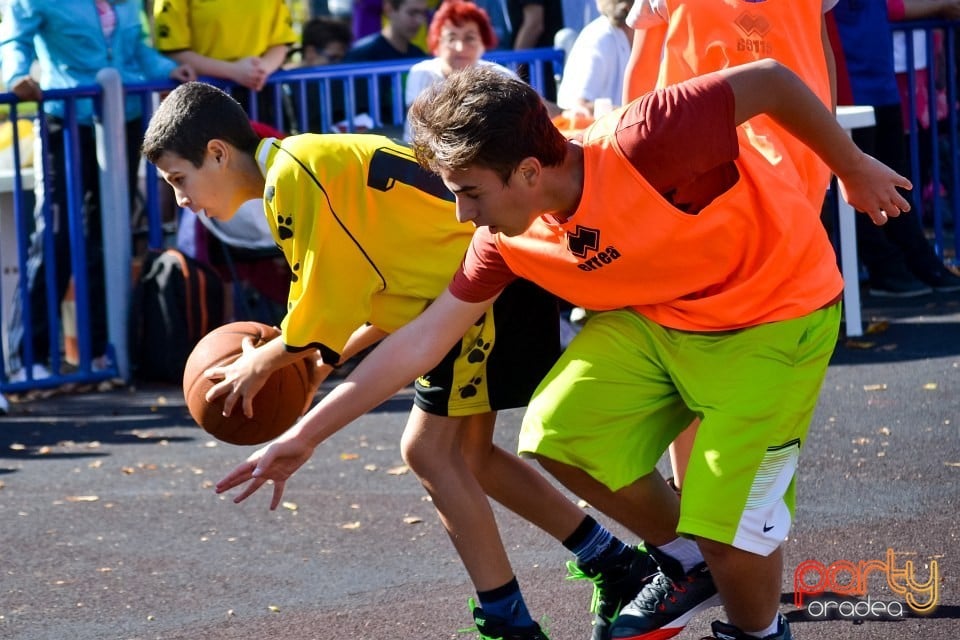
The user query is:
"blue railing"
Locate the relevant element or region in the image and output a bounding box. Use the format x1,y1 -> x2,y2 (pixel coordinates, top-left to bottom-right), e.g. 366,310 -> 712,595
894,19 -> 960,263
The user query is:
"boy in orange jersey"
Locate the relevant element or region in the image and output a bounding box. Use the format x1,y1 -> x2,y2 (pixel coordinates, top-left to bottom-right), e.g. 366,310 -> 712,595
618,0 -> 839,545
215,62 -> 911,640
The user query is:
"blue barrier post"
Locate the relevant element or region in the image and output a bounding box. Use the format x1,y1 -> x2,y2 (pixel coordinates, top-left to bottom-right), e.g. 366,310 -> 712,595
96,69 -> 132,380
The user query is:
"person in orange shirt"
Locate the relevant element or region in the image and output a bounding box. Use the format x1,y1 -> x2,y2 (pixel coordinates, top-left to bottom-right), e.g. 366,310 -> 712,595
216,62 -> 911,640
618,0 -> 838,512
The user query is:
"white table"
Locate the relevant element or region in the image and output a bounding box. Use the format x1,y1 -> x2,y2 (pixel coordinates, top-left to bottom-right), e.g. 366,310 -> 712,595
835,106 -> 876,338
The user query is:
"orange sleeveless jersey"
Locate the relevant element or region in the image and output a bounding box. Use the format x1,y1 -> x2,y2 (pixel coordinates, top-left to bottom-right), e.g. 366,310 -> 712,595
651,0 -> 832,206
494,112 -> 843,332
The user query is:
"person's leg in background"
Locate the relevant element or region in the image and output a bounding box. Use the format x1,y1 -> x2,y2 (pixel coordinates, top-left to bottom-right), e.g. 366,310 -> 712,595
6,118 -> 73,379
855,103 -> 960,296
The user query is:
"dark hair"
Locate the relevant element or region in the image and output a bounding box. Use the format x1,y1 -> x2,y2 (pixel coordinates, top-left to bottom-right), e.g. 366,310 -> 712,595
409,66 -> 567,183
426,1 -> 498,52
141,82 -> 260,167
301,16 -> 353,51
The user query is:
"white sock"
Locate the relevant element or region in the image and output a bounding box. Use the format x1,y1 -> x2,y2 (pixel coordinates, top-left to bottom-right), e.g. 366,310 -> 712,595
657,536 -> 704,572
745,613 -> 781,638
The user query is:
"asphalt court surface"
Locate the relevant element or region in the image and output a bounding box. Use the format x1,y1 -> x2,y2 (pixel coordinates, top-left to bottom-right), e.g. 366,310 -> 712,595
1,292 -> 958,639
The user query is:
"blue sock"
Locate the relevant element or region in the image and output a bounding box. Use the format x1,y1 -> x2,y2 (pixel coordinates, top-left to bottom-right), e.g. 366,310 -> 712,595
565,515 -> 630,566
477,577 -> 535,627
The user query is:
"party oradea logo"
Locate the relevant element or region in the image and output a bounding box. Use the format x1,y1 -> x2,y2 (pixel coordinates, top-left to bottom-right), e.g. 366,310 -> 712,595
794,548 -> 940,620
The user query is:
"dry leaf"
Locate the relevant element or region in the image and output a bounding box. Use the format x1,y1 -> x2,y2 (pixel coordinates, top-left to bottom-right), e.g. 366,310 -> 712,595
281,501 -> 298,511
386,465 -> 410,475
65,495 -> 99,502
862,384 -> 887,392
923,383 -> 938,390
845,340 -> 876,350
364,464 -> 378,471
945,462 -> 960,467
340,452 -> 359,460
865,321 -> 890,334
341,521 -> 361,530
268,605 -> 280,613
121,467 -> 135,475
402,516 -> 423,525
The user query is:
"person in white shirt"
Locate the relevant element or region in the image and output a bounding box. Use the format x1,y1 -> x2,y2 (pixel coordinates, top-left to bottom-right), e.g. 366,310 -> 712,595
556,0 -> 634,117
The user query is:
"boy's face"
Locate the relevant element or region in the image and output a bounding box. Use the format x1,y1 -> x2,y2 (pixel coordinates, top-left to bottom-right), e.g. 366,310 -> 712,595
440,164 -> 541,237
388,0 -> 429,43
154,148 -> 238,221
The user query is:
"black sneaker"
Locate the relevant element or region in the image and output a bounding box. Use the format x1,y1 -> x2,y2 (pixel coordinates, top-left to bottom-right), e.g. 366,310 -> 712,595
919,267 -> 960,293
466,598 -> 550,640
566,545 -> 659,640
609,547 -> 720,640
868,273 -> 933,298
701,614 -> 792,640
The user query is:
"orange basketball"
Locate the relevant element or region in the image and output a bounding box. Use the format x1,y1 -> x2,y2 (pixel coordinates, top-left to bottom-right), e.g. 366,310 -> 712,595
182,321 -> 311,446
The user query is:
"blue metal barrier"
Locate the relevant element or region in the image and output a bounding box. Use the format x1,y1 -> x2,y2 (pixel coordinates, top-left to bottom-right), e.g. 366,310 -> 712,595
894,19 -> 960,264
0,81 -> 126,394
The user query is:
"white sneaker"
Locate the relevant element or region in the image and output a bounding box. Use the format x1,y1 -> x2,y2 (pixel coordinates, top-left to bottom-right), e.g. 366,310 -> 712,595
8,363 -> 52,383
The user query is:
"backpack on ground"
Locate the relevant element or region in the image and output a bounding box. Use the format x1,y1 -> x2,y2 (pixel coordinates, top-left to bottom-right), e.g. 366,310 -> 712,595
130,248 -> 225,383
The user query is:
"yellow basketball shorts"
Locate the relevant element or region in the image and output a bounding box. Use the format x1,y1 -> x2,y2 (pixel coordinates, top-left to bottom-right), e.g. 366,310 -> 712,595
414,279 -> 561,417
519,303 -> 841,554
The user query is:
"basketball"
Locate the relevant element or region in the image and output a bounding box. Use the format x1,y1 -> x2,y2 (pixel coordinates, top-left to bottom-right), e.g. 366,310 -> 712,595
182,321 -> 312,446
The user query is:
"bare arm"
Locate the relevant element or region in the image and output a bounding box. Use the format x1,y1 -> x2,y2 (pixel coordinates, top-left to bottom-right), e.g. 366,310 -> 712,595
623,23 -> 667,102
719,59 -> 912,223
821,15 -> 837,110
513,4 -> 545,49
259,43 -> 292,76
900,0 -> 960,19
166,50 -> 268,90
215,289 -> 496,508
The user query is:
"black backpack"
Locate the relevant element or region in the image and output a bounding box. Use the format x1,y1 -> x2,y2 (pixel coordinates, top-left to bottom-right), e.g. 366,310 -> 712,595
130,248 -> 225,383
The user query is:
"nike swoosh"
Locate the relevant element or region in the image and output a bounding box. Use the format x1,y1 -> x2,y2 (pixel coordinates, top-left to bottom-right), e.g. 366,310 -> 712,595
763,523 -> 775,532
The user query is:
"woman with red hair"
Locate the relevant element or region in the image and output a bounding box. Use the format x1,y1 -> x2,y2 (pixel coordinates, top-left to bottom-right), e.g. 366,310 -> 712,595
403,0 -> 517,140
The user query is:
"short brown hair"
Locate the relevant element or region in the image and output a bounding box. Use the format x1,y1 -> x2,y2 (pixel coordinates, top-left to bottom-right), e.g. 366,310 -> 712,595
142,82 -> 260,167
408,66 -> 567,183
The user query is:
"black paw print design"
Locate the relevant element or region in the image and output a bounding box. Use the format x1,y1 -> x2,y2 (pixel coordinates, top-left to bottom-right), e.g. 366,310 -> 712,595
467,338 -> 491,364
458,377 -> 483,399
290,261 -> 300,284
277,214 -> 294,240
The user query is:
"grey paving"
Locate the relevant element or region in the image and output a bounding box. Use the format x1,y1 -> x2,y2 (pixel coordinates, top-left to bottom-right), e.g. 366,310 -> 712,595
1,292 -> 958,640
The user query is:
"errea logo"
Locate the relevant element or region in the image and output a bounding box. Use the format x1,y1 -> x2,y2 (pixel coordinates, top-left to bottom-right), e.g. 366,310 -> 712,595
566,225 -> 622,272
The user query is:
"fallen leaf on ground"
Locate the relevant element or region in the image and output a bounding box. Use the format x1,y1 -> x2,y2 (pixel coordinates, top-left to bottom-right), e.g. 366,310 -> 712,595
341,521 -> 361,530
403,516 -> 423,525
386,465 -> 409,475
340,452 -> 359,460
65,495 -> 99,502
865,321 -> 890,334
923,382 -> 938,390
845,340 -> 876,349
863,384 -> 887,391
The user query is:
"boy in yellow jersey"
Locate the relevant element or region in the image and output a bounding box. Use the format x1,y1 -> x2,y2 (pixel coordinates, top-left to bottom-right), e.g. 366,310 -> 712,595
214,63 -> 911,640
142,82 -> 657,640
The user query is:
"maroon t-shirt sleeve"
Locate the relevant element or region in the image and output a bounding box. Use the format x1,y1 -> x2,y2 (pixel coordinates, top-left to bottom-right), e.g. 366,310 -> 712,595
616,72 -> 741,213
448,227 -> 518,302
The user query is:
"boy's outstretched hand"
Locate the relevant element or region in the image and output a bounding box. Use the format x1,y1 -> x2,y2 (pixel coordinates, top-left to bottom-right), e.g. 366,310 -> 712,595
836,152 -> 913,225
215,432 -> 316,509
